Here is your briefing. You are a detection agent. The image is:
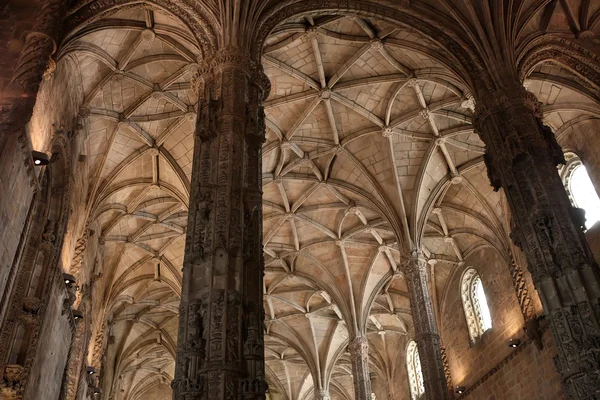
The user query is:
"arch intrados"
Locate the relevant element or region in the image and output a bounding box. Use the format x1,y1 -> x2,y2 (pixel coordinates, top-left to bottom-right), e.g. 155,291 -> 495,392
255,1 -> 476,88
62,18 -> 199,53
109,273 -> 180,303
518,40 -> 600,93
62,0 -> 213,54
267,331 -> 319,379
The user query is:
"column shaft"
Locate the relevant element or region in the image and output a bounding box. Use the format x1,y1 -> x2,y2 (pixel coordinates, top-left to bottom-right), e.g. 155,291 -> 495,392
171,53 -> 269,400
404,252 -> 449,400
315,389 -> 330,400
474,86 -> 600,399
349,336 -> 372,400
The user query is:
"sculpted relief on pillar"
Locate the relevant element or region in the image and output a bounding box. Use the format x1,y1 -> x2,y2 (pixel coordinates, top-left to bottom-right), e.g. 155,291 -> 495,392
172,50 -> 269,400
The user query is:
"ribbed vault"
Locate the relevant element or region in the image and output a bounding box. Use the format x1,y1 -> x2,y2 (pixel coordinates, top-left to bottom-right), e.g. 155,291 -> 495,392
53,1 -> 600,399
59,5 -> 200,399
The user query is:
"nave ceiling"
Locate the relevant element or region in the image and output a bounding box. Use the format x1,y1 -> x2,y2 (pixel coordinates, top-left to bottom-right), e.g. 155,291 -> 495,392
48,0 -> 600,399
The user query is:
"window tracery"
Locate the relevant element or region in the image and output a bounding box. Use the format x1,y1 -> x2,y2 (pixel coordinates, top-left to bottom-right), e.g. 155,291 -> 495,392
461,268 -> 492,344
407,340 -> 425,400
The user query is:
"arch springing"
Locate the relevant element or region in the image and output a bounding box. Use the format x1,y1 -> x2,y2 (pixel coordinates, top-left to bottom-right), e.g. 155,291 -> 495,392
461,268 -> 492,344
406,340 -> 425,400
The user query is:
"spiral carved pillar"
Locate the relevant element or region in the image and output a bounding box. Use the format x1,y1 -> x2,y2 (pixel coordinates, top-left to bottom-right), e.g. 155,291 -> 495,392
474,86 -> 600,400
403,252 -> 449,400
171,52 -> 270,400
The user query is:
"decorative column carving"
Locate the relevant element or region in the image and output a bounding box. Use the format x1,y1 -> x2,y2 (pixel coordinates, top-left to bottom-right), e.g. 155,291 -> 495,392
171,50 -> 269,400
349,336 -> 372,400
315,389 -> 330,400
403,252 -> 449,400
474,85 -> 600,399
0,0 -> 66,150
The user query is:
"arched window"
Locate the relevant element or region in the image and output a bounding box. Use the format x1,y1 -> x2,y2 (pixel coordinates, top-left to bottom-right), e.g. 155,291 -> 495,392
461,268 -> 492,344
561,153 -> 600,229
406,340 -> 425,400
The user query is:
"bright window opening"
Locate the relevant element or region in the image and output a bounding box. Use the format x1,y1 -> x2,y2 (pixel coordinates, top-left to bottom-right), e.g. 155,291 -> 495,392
570,165 -> 600,229
407,341 -> 425,400
461,268 -> 492,344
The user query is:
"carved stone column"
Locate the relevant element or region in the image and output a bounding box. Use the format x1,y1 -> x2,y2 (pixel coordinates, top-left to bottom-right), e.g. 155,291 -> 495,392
315,389 -> 330,400
171,51 -> 269,400
349,336 -> 372,400
403,252 -> 449,400
0,0 -> 65,151
474,85 -> 600,399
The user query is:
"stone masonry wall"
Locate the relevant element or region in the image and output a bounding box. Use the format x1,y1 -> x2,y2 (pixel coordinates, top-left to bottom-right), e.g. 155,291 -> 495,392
458,328 -> 564,400
22,279 -> 73,399
440,246 -> 563,399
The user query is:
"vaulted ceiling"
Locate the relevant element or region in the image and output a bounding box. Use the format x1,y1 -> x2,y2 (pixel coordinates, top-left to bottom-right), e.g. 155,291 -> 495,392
54,0 -> 600,399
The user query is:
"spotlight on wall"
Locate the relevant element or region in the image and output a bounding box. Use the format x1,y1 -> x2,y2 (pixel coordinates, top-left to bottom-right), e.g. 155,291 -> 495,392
31,151 -> 50,166
87,366 -> 97,375
455,386 -> 466,394
72,310 -> 84,320
508,338 -> 521,348
93,387 -> 103,394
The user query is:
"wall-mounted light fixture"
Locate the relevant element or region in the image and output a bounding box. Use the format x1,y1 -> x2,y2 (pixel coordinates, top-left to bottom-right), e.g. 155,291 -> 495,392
455,386 -> 466,394
63,273 -> 76,285
87,366 -> 97,375
93,387 -> 103,395
31,151 -> 50,166
72,310 -> 84,320
508,338 -> 521,348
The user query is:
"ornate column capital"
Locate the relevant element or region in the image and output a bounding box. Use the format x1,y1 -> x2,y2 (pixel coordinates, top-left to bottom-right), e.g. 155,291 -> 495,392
473,85 -> 541,130
400,250 -> 427,276
191,49 -> 270,100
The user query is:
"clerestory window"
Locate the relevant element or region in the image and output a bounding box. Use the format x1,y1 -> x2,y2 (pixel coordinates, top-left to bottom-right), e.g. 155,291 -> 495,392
407,340 -> 425,400
560,153 -> 600,229
461,268 -> 492,344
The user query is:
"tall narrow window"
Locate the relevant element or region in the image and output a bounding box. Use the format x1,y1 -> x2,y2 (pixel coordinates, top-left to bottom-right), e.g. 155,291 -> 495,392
461,268 -> 492,344
560,152 -> 600,229
570,165 -> 600,228
406,340 -> 425,400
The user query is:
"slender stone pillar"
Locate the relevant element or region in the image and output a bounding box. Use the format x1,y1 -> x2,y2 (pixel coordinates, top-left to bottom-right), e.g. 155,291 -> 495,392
474,85 -> 600,399
349,336 -> 372,400
0,0 -> 65,151
171,51 -> 269,400
403,252 -> 449,400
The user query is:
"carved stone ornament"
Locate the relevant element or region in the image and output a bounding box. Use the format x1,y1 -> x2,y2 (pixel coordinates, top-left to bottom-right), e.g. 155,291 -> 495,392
0,364 -> 25,399
172,51 -> 268,400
